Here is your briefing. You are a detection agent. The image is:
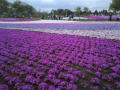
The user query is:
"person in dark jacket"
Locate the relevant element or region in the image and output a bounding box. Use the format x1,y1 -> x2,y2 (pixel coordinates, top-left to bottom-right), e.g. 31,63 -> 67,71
109,13 -> 112,21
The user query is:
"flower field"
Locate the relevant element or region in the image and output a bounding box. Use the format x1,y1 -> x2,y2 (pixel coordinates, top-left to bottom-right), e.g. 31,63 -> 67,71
0,23 -> 120,30
0,28 -> 120,90
0,18 -> 39,22
84,16 -> 120,21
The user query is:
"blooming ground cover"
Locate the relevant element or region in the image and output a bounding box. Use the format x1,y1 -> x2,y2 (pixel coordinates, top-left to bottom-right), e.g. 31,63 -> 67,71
0,16 -> 120,21
0,28 -> 120,90
84,16 -> 120,21
0,18 -> 39,22
0,23 -> 120,30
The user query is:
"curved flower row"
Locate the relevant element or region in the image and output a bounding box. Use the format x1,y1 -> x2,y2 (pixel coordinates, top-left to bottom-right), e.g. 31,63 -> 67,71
0,23 -> 120,30
0,18 -> 39,22
0,28 -> 120,90
84,16 -> 120,21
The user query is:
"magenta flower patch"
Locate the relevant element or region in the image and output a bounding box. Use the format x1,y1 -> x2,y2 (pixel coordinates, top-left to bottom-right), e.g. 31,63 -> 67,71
0,18 -> 39,22
0,28 -> 120,90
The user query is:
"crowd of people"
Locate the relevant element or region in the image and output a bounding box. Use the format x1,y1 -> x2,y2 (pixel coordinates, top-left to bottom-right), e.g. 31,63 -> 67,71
41,14 -> 120,21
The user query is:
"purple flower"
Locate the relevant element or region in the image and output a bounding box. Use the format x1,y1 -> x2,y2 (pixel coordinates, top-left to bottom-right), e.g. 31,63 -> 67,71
8,77 -> 22,85
38,82 -> 48,90
59,81 -> 68,86
0,28 -> 120,90
115,82 -> 120,89
52,79 -> 61,85
25,75 -> 38,84
48,85 -> 56,90
66,84 -> 78,90
103,84 -> 114,90
18,84 -> 34,90
90,86 -> 100,90
109,73 -> 119,79
0,84 -> 8,90
36,72 -> 45,77
90,77 -> 100,84
101,64 -> 109,69
111,66 -> 120,73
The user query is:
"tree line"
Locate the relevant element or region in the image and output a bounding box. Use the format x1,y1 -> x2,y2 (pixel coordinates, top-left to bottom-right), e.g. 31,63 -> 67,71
0,0 -> 37,18
0,0 -> 120,19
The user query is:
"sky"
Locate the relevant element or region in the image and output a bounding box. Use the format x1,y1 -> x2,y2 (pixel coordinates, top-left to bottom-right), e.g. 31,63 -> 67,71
8,0 -> 112,12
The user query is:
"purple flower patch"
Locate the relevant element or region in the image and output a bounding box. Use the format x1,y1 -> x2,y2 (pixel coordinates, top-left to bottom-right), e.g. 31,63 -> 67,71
0,28 -> 120,90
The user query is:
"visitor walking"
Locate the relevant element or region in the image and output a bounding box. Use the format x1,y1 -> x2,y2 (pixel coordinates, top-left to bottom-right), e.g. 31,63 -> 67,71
109,13 -> 112,21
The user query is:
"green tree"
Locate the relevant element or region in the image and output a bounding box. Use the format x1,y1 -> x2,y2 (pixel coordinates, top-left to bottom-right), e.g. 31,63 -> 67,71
75,6 -> 82,16
57,9 -> 64,16
64,9 -> 73,16
50,9 -> 73,17
23,4 -> 37,18
94,10 -> 99,15
11,0 -> 36,18
83,7 -> 89,13
51,9 -> 57,15
110,0 -> 120,12
11,0 -> 25,17
101,10 -> 109,15
0,0 -> 10,17
83,7 -> 91,16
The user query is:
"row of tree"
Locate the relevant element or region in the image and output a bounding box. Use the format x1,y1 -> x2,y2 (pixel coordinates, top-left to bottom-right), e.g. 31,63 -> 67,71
110,0 -> 120,12
50,7 -> 92,17
0,0 -> 120,19
49,8 -> 110,17
0,0 -> 37,18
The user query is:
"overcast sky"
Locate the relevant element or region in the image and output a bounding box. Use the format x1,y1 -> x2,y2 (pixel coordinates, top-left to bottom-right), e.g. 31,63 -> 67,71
8,0 -> 112,12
